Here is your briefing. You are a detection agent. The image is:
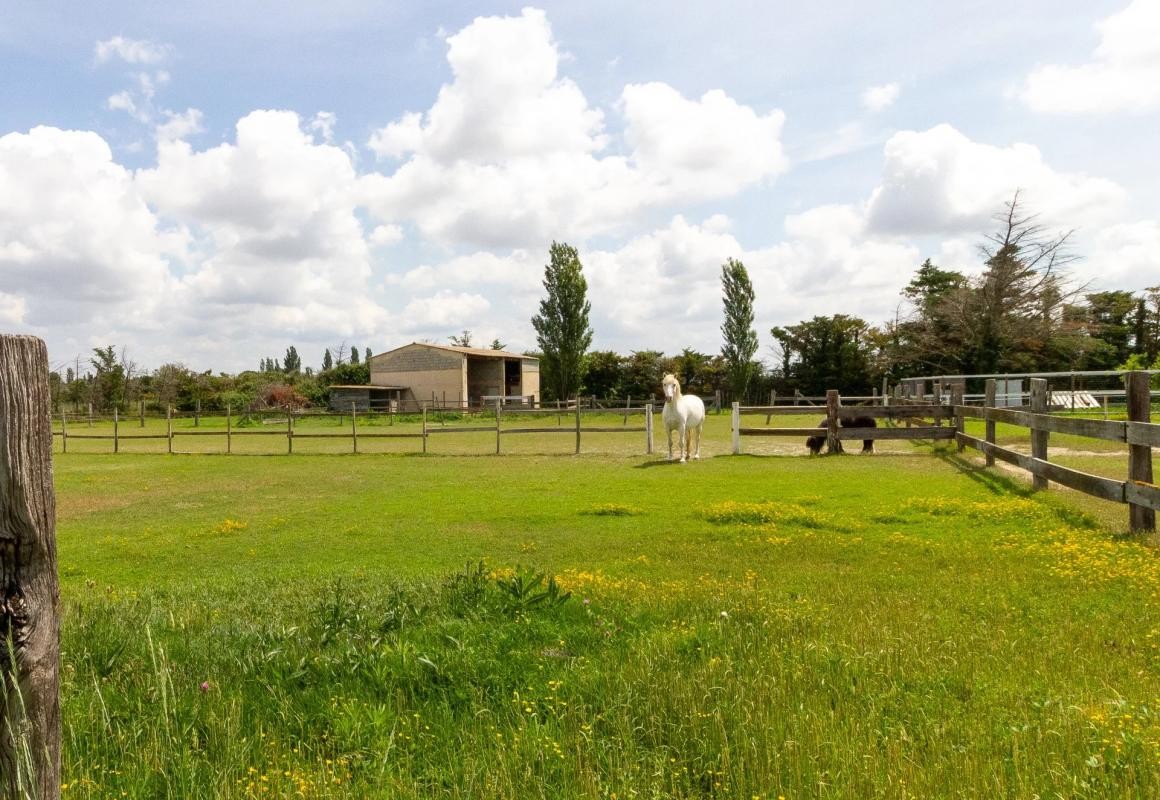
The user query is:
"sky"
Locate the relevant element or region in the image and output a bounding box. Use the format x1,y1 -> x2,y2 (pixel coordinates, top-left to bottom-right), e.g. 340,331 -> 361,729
1,0 -> 1159,374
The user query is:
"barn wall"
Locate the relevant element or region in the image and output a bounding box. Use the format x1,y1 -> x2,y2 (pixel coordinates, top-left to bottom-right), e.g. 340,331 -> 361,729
521,358 -> 540,401
369,344 -> 466,408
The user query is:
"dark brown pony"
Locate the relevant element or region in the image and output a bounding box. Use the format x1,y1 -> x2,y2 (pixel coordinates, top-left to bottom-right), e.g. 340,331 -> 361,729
806,415 -> 876,455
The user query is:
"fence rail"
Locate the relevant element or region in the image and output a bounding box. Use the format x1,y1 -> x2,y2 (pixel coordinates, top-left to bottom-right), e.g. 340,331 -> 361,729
55,402 -> 656,457
731,374 -> 1158,532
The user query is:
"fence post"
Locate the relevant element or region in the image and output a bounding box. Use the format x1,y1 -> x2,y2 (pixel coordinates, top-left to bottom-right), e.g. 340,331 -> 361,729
195,398 -> 201,428
624,396 -> 631,425
167,406 -> 173,454
287,407 -> 293,455
575,398 -> 581,454
984,379 -> 996,467
645,403 -> 654,454
139,398 -> 145,428
1126,371 -> 1155,532
351,402 -> 358,455
113,407 -> 119,454
765,391 -> 776,425
825,390 -> 842,454
227,405 -> 232,455
421,405 -> 428,454
61,412 -> 68,454
1030,378 -> 1048,490
495,398 -> 502,455
0,335 -> 62,798
87,402 -> 93,427
715,390 -> 722,415
732,401 -> 741,455
951,382 -> 965,452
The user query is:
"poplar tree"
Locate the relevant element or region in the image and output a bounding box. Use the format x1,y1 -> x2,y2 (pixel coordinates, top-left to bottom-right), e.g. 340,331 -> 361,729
532,242 -> 593,401
720,258 -> 758,401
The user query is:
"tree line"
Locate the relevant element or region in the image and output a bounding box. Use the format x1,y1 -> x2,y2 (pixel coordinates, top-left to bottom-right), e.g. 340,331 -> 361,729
531,193 -> 1159,402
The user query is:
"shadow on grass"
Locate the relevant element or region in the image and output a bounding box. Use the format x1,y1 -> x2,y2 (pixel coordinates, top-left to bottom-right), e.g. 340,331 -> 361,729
930,448 -> 1033,497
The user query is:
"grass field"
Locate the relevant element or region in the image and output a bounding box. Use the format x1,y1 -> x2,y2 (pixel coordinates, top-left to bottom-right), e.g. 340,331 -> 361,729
53,437 -> 1160,798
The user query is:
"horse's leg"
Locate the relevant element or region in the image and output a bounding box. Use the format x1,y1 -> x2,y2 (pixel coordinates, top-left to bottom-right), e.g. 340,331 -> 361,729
693,423 -> 702,459
667,426 -> 675,460
679,422 -> 687,462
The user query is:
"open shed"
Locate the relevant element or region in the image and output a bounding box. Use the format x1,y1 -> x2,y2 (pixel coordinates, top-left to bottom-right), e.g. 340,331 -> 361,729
368,343 -> 539,410
327,384 -> 407,412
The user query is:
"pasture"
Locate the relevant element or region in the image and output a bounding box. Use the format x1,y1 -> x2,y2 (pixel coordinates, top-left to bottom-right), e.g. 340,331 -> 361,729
55,442 -> 1159,798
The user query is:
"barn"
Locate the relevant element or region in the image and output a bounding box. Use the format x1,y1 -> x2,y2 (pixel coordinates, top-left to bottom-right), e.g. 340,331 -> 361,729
367,343 -> 540,410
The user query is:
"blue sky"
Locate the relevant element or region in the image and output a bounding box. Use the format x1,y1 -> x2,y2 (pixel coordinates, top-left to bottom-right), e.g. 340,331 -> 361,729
2,1 -> 1158,373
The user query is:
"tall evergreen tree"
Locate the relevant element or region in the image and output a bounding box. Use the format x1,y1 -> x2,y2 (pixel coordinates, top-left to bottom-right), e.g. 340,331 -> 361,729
282,346 -> 301,373
720,258 -> 758,401
350,346 -> 360,365
364,347 -> 372,363
322,349 -> 333,371
532,242 -> 594,401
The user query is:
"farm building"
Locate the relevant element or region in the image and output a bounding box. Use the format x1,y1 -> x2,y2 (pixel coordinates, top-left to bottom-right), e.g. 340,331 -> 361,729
327,384 -> 407,412
367,343 -> 540,410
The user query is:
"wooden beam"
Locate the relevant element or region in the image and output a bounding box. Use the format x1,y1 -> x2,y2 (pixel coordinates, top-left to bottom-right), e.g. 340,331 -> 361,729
1029,379 -> 1048,491
1126,371 -> 1155,531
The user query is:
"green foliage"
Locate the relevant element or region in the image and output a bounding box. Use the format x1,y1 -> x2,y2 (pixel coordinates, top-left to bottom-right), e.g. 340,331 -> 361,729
89,345 -> 127,411
448,330 -> 473,347
582,350 -> 624,399
322,349 -> 333,371
1117,353 -> 1160,388
532,242 -> 593,401
720,258 -> 758,400
772,314 -> 874,395
282,345 -> 302,373
349,346 -> 360,365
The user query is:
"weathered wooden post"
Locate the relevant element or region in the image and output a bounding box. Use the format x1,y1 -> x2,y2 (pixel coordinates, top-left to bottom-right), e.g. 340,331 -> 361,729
0,335 -> 61,799
226,405 -> 232,455
139,398 -> 145,428
421,405 -> 428,454
714,390 -> 722,415
951,382 -> 965,452
351,402 -> 358,455
574,398 -> 581,454
731,401 -> 741,455
1030,378 -> 1049,490
645,403 -> 654,454
166,407 -> 173,454
286,407 -> 293,455
825,390 -> 842,454
1126,371 -> 1155,532
113,408 -> 119,454
623,396 -> 631,426
59,414 -> 67,455
495,398 -> 502,455
984,379 -> 997,467
194,398 -> 201,428
765,391 -> 776,425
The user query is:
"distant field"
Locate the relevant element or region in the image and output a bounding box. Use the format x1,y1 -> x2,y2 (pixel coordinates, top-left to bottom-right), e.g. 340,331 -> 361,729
54,445 -> 1160,798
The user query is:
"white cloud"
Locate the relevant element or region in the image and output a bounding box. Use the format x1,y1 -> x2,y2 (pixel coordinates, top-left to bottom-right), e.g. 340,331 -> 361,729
861,82 -> 899,112
402,290 -> 491,330
0,126 -> 181,329
621,83 -> 787,197
1086,220 -> 1160,288
94,36 -> 171,65
137,110 -> 385,338
363,8 -> 787,249
156,108 -> 204,142
1022,0 -> 1160,113
390,249 -> 540,292
0,292 -> 26,325
865,124 -> 1125,235
369,224 -> 404,247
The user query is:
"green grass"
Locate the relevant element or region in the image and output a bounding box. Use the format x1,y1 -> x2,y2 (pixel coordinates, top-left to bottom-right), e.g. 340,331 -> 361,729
55,446 -> 1160,798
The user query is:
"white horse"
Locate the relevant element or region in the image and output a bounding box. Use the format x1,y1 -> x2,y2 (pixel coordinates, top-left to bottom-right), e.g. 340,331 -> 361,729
661,373 -> 705,462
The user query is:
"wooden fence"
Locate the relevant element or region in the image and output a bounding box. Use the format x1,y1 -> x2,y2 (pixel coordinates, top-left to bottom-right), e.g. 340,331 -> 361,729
56,402 -> 656,456
732,374 -> 1158,532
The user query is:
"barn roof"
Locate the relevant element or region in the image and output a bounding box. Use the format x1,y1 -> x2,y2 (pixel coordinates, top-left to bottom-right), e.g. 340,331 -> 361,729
377,342 -> 536,360
328,384 -> 408,390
